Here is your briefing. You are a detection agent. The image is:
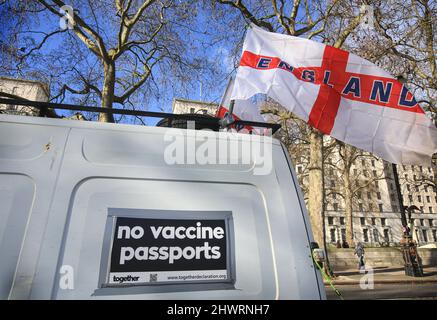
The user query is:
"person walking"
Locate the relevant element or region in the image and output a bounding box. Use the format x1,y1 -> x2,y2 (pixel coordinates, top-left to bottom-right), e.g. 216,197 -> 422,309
354,242 -> 365,271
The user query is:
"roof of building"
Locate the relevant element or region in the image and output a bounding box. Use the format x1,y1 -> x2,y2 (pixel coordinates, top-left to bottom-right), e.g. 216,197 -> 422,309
0,76 -> 50,97
172,98 -> 219,111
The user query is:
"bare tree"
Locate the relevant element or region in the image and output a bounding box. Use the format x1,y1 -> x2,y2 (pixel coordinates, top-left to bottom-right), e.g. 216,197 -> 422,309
352,0 -> 437,183
2,0 -> 201,122
212,0 -> 367,251
325,141 -> 389,245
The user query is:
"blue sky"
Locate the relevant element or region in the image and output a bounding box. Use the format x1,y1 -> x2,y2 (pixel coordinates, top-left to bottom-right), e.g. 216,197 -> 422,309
1,1 -> 249,125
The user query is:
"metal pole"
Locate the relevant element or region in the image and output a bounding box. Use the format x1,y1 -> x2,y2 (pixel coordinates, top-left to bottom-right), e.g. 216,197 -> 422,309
228,100 -> 235,116
391,163 -> 408,231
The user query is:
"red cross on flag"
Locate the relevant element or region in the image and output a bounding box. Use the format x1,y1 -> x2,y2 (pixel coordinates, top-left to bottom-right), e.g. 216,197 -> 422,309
231,24 -> 437,165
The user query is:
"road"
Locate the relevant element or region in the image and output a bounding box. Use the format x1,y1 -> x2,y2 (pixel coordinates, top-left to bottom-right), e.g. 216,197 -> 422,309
326,283 -> 437,300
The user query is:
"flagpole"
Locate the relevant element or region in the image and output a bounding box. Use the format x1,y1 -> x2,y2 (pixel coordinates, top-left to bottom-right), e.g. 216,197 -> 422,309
228,100 -> 235,117
219,76 -> 236,129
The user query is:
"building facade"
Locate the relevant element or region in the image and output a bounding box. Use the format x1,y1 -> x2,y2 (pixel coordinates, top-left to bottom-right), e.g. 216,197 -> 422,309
0,77 -> 49,116
174,98 -> 437,246
295,142 -> 437,247
172,98 -> 218,116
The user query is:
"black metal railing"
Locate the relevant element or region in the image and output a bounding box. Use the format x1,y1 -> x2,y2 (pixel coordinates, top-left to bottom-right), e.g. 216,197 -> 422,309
0,97 -> 281,133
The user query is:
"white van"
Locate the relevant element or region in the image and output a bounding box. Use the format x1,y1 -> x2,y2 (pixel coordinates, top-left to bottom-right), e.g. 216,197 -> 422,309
0,113 -> 325,300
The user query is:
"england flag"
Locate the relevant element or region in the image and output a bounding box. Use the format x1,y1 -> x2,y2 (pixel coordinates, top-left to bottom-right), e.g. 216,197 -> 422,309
216,77 -> 265,133
231,24 -> 437,165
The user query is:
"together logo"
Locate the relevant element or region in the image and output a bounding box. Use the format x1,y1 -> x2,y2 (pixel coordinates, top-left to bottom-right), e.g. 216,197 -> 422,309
112,275 -> 140,284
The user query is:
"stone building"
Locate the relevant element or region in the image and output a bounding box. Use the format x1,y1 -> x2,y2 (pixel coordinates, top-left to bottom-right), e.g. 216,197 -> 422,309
294,140 -> 437,247
398,164 -> 437,244
0,77 -> 49,116
172,98 -> 218,116
174,98 -> 437,247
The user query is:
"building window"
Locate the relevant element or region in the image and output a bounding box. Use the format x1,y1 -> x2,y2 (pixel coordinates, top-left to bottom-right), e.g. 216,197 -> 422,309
369,203 -> 374,211
418,195 -> 422,202
375,181 -> 379,188
381,218 -> 386,226
332,192 -> 337,199
371,218 -> 376,225
340,217 -> 345,225
433,230 -> 437,242
429,207 -> 433,214
428,219 -> 433,227
363,229 -> 369,242
420,219 -> 424,226
383,229 -> 389,243
373,170 -> 377,177
357,192 -> 362,199
371,160 -> 375,167
360,217 -> 365,225
373,229 -> 379,242
361,159 -> 365,166
341,229 -> 346,242
328,217 -> 334,225
330,229 -> 336,243
408,195 -> 413,202
359,203 -> 364,212
420,206 -> 424,212
333,203 -> 339,211
422,230 -> 428,242
379,204 -> 384,212
331,180 -> 335,187
427,196 -> 430,203
377,192 -> 381,200
297,166 -> 302,173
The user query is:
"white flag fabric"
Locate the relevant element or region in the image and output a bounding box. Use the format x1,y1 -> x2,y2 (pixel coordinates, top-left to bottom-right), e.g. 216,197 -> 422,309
216,77 -> 265,131
231,24 -> 437,165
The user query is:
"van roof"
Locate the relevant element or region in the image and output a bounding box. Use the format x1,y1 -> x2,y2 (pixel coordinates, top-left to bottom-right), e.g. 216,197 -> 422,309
0,113 -> 282,145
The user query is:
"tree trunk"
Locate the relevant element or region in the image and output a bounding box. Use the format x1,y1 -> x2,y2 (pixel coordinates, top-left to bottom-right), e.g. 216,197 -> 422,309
99,61 -> 116,123
308,128 -> 325,246
344,164 -> 354,246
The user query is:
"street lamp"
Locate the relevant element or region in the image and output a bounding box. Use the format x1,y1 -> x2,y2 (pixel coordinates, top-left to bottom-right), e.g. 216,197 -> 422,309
400,205 -> 423,277
392,164 -> 424,277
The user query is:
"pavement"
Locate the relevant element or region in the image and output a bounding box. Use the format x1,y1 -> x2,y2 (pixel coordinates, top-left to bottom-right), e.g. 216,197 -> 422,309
326,282 -> 437,300
324,266 -> 437,285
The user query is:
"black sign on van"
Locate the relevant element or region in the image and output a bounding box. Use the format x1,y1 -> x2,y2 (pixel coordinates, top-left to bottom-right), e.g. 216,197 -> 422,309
107,217 -> 230,285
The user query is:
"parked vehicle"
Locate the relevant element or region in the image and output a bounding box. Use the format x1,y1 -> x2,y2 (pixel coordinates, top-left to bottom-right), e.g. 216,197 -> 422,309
0,110 -> 325,299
